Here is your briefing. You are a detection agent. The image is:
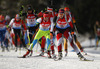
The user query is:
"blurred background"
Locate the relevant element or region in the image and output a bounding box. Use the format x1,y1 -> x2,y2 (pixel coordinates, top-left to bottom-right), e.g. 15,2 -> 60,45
0,0 -> 100,36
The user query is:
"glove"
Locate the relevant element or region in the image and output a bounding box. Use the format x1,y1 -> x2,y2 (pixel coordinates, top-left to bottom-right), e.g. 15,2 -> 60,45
50,32 -> 53,39
71,32 -> 74,38
71,32 -> 74,35
20,5 -> 24,11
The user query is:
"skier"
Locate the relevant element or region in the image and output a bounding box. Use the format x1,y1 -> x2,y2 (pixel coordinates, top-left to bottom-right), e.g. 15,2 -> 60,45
94,21 -> 100,49
63,7 -> 72,56
39,7 -> 56,58
22,12 -> 54,58
5,15 -> 11,51
5,15 -> 11,25
25,5 -> 38,43
36,7 -> 57,58
0,15 -> 8,52
19,5 -> 38,45
53,8 -> 85,60
64,7 -> 86,56
9,14 -> 26,52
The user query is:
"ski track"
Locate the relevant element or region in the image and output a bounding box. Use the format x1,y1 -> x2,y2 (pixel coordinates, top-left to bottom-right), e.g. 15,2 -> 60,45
0,38 -> 100,69
0,49 -> 100,69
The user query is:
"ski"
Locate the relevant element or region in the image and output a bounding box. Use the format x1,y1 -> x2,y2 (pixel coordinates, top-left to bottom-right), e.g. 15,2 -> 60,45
80,58 -> 94,61
17,56 -> 26,58
54,57 -> 62,61
81,52 -> 95,58
83,54 -> 95,58
17,54 -> 32,58
33,54 -> 57,60
34,55 -> 52,59
33,55 -> 46,57
54,58 -> 62,61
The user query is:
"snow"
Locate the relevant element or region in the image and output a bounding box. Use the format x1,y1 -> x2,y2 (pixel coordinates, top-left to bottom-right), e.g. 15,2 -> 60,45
0,50 -> 100,69
0,37 -> 100,69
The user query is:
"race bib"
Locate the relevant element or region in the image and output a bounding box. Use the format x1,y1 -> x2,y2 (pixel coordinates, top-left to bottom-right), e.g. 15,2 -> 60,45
41,24 -> 50,29
13,23 -> 21,27
27,19 -> 35,24
57,21 -> 67,28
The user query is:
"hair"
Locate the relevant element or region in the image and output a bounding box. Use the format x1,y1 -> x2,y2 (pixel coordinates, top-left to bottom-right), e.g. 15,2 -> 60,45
58,8 -> 64,13
27,4 -> 32,8
27,4 -> 33,11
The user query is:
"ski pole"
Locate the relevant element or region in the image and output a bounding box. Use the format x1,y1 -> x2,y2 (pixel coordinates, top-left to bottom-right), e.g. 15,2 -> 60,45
73,23 -> 80,37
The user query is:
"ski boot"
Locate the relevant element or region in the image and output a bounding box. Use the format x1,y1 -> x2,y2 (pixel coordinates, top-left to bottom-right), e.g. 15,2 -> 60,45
54,52 -> 63,61
65,52 -> 68,57
6,47 -> 9,52
15,47 -> 18,52
29,50 -> 33,56
65,50 -> 68,57
39,52 -> 44,56
47,50 -> 51,58
51,50 -> 56,59
39,49 -> 44,56
77,52 -> 86,60
58,52 -> 62,60
21,49 -> 33,58
1,46 -> 5,52
52,54 -> 56,59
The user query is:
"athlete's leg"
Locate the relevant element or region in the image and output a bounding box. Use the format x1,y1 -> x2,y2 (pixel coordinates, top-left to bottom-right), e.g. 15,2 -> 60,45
64,38 -> 68,56
23,29 -> 44,57
3,30 -> 9,51
95,35 -> 98,46
63,29 -> 80,54
56,33 -> 63,52
45,32 -> 51,58
56,33 -> 63,59
50,34 -> 55,55
0,30 -> 4,51
73,35 -> 84,52
13,29 -> 18,51
64,29 -> 85,59
41,36 -> 46,52
95,35 -> 99,49
28,29 -> 43,50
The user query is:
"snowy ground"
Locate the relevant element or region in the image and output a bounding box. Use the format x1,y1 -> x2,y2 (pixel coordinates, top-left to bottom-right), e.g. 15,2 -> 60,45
0,37 -> 100,69
0,48 -> 100,69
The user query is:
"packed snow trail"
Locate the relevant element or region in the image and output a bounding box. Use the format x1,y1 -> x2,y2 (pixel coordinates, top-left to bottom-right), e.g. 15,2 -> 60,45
0,47 -> 100,69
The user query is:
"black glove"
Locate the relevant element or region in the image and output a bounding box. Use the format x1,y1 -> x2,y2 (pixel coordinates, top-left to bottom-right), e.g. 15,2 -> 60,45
20,5 -> 24,11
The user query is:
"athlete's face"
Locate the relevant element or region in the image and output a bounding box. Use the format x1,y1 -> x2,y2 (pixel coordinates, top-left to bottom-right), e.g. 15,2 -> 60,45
28,10 -> 32,14
16,18 -> 20,21
59,13 -> 64,18
44,17 -> 49,21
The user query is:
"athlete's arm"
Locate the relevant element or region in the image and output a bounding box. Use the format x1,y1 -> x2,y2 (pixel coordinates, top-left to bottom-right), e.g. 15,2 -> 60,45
50,18 -> 54,33
8,18 -> 15,27
35,18 -> 42,29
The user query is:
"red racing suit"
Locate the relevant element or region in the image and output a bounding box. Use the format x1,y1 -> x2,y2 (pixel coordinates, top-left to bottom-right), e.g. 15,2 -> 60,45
53,15 -> 79,53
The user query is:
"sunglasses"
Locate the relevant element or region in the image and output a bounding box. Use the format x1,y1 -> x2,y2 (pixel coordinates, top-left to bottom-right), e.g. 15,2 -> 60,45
59,13 -> 64,15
